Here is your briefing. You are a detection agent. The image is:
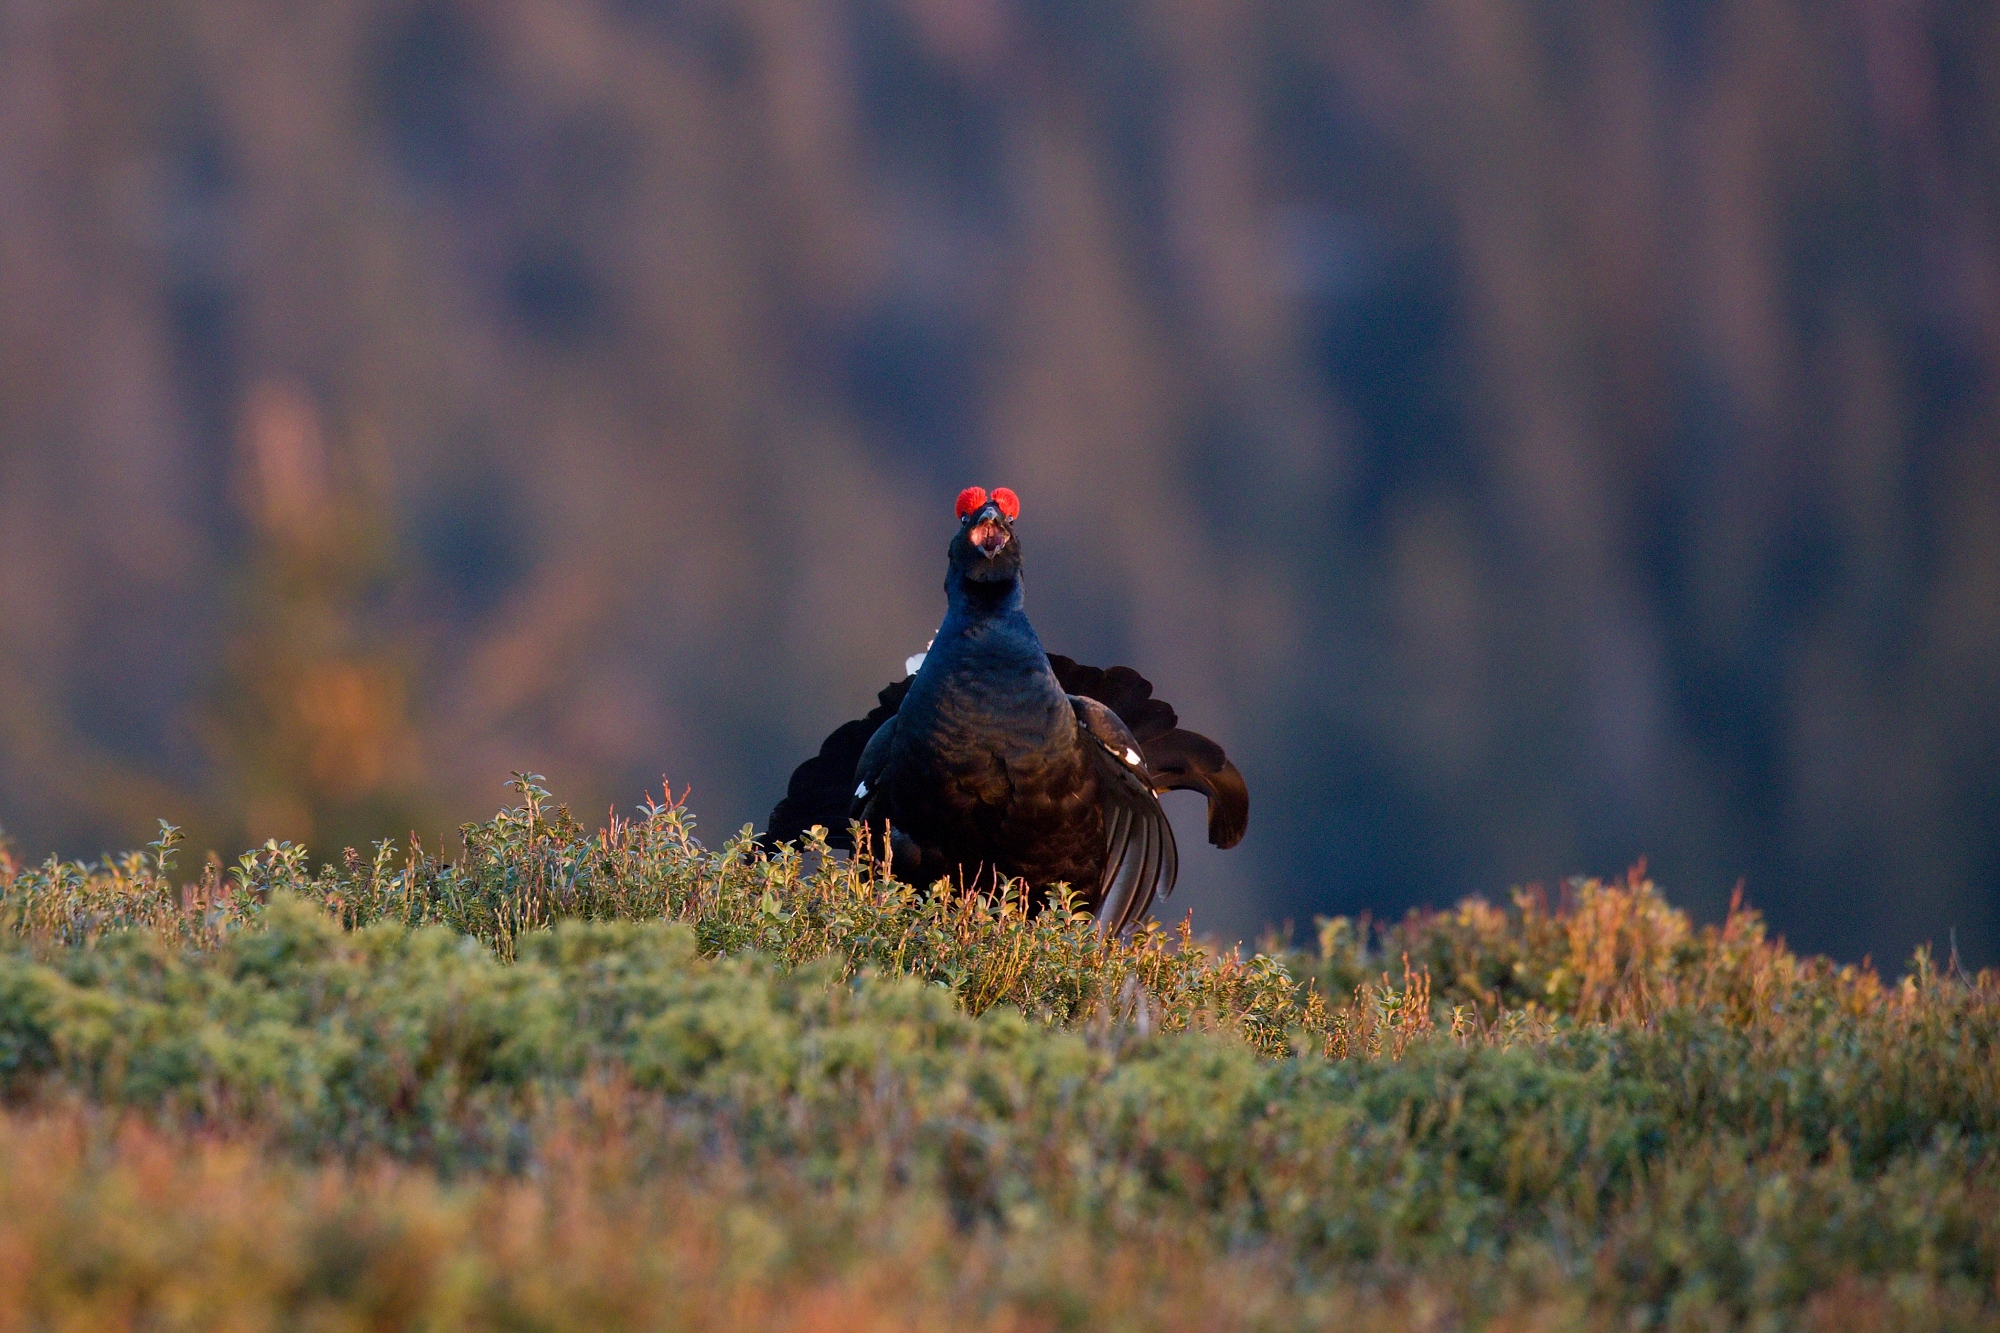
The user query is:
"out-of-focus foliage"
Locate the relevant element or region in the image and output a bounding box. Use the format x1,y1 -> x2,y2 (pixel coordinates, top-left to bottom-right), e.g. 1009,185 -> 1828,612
1,1100 -> 1997,1332
1,0 -> 1996,966
0,788 -> 1996,1328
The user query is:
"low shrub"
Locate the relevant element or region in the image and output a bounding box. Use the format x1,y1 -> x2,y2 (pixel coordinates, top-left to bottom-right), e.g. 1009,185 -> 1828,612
2,778 -> 1340,1057
0,779 -> 1994,1330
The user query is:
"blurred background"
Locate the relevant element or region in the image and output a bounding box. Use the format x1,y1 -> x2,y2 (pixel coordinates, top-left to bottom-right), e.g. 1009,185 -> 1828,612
2,0 -> 1996,965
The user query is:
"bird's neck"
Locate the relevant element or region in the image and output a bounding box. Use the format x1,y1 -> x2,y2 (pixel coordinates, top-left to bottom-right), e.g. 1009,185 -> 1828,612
933,570 -> 1045,667
905,569 -> 1072,759
943,568 -> 1025,623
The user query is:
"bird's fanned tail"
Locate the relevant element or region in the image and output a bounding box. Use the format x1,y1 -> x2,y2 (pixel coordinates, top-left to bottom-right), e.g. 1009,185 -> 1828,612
1048,655 -> 1247,850
1135,728 -> 1248,849
763,679 -> 911,850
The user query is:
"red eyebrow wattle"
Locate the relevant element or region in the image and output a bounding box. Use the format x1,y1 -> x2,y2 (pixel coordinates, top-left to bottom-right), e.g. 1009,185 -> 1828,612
991,487 -> 1020,520
955,486 -> 988,519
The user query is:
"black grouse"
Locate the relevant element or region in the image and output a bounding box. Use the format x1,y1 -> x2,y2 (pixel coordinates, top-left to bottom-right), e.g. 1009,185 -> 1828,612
765,486 -> 1247,936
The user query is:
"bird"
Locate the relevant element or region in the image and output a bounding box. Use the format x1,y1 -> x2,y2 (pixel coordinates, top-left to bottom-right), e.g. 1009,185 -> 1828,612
764,485 -> 1247,936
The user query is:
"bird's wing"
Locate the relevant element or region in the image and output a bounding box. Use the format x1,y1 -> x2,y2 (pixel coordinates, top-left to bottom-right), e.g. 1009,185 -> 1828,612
850,713 -> 898,819
1049,654 -> 1247,849
1070,695 -> 1179,938
763,677 -> 913,851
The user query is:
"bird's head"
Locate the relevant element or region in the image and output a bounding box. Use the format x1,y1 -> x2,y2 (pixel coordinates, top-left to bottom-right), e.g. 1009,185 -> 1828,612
948,485 -> 1023,588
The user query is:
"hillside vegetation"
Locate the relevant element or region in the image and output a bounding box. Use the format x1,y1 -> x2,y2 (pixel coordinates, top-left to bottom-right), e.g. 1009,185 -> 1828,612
0,777 -> 1995,1331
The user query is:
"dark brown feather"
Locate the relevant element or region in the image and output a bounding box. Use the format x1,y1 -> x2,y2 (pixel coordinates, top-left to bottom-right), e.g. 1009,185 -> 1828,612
1048,654 -> 1247,849
766,655 -> 1245,893
764,678 -> 911,850
1141,728 -> 1249,849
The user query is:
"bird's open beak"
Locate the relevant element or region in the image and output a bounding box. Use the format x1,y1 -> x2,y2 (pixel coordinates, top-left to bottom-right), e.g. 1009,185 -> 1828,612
969,514 -> 1010,557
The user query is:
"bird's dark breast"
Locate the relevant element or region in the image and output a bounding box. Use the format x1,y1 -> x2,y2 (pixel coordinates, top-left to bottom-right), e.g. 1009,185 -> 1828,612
885,657 -> 1104,898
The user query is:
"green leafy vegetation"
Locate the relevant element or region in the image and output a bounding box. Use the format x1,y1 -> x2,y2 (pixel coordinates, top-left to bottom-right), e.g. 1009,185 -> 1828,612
0,778 -> 1995,1330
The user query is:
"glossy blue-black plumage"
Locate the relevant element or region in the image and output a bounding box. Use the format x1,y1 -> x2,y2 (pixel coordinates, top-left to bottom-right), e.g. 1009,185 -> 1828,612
764,496 -> 1248,933
857,501 -> 1107,899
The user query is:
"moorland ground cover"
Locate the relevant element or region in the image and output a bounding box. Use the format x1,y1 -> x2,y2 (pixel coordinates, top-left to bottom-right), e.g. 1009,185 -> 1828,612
0,777 -> 1995,1331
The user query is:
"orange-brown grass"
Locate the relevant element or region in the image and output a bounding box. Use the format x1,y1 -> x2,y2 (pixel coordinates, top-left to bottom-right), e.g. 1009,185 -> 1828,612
1301,862 -> 1914,1033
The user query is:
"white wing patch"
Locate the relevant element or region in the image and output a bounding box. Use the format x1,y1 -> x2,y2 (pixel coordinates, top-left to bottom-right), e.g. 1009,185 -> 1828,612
854,779 -> 869,798
904,635 -> 936,677
1123,747 -> 1143,768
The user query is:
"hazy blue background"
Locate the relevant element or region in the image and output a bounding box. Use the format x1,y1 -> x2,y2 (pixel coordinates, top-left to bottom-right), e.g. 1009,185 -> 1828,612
2,0 -> 1995,965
